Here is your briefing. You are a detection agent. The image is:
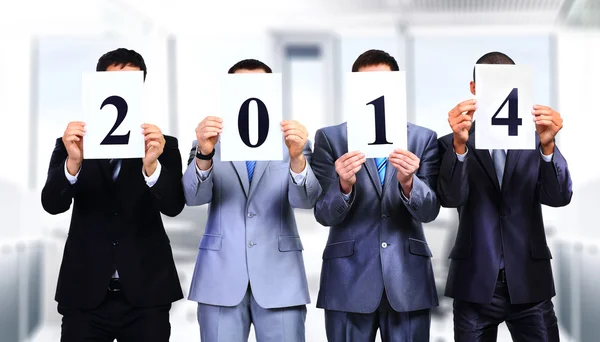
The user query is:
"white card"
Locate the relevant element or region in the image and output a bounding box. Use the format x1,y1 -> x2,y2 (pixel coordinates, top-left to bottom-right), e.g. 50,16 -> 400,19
346,71 -> 407,158
82,71 -> 145,159
219,73 -> 283,161
475,64 -> 536,150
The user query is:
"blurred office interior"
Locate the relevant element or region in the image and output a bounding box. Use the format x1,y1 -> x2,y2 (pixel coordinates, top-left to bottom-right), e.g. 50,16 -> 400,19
0,0 -> 599,341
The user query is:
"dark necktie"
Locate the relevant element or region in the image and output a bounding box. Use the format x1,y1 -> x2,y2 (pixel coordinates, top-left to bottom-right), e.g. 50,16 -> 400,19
109,159 -> 121,182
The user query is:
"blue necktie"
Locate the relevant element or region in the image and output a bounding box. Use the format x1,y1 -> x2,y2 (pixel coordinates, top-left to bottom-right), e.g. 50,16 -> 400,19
109,159 -> 121,182
491,149 -> 506,269
246,161 -> 256,183
374,158 -> 387,185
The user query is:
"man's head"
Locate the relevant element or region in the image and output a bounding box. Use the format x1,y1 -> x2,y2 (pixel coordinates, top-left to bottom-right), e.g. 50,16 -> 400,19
96,48 -> 147,81
228,59 -> 272,74
471,51 -> 515,95
352,49 -> 400,72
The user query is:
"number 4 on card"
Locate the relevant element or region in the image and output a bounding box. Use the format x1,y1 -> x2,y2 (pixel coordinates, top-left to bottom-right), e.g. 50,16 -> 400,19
491,88 -> 522,136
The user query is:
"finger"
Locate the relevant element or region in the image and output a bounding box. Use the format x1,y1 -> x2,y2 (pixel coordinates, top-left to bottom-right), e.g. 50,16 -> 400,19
389,159 -> 413,174
344,157 -> 367,172
532,108 -> 553,116
392,149 -> 418,160
144,132 -> 163,141
201,126 -> 223,134
341,153 -> 366,168
142,125 -> 161,134
64,135 -> 81,143
285,135 -> 303,145
203,116 -> 223,123
282,129 -> 306,138
535,119 -> 553,127
389,155 -> 419,169
146,141 -> 161,150
68,121 -> 86,129
201,121 -> 224,130
338,151 -> 364,163
348,164 -> 363,176
448,112 -> 473,127
533,114 -> 562,127
449,99 -> 477,117
202,132 -> 219,140
66,129 -> 86,137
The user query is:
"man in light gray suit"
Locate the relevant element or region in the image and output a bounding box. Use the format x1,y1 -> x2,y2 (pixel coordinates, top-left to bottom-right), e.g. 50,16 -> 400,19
182,59 -> 322,342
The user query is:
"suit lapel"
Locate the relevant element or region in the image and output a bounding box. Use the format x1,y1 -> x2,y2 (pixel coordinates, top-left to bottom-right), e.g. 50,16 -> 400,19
468,125 -> 501,192
248,161 -> 269,200
365,159 -> 383,197
231,161 -> 250,197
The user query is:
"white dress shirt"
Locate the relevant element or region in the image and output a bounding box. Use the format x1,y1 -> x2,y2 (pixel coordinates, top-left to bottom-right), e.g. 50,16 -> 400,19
455,148 -> 553,163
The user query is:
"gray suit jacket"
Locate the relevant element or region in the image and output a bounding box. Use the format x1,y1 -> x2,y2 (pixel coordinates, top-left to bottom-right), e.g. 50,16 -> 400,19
312,122 -> 441,313
183,140 -> 321,309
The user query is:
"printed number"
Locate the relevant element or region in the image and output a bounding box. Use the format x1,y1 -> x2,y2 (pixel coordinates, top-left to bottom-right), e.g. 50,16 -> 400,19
367,96 -> 392,145
100,95 -> 130,145
491,88 -> 521,136
238,98 -> 269,148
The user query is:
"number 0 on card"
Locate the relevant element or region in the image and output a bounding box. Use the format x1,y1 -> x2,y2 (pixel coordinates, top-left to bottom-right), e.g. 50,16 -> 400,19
82,71 -> 145,159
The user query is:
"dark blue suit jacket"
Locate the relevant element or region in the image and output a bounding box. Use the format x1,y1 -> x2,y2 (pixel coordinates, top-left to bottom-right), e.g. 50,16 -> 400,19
438,127 -> 572,305
312,122 -> 441,313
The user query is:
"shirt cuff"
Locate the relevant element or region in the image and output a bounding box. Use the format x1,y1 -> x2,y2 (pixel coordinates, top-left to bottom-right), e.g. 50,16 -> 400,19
342,191 -> 351,202
540,147 -> 553,162
143,161 -> 162,187
289,163 -> 308,185
455,147 -> 468,162
64,158 -> 80,185
195,163 -> 213,182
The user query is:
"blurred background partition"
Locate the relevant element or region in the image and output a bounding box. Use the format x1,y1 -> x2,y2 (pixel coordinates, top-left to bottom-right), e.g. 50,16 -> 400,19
0,0 -> 599,341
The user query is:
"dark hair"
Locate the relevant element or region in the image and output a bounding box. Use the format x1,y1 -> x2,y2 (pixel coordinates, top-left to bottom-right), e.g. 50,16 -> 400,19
96,48 -> 147,80
473,51 -> 515,81
228,59 -> 272,74
352,49 -> 400,72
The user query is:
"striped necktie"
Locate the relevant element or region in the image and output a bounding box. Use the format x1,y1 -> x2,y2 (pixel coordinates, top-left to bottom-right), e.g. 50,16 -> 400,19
374,157 -> 386,185
246,161 -> 256,183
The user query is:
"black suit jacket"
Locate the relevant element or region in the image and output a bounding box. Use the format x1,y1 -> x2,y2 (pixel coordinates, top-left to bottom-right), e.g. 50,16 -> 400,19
41,135 -> 185,309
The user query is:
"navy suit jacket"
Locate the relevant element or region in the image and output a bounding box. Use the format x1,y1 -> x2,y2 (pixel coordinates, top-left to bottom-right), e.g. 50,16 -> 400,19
438,126 -> 572,305
312,122 -> 441,313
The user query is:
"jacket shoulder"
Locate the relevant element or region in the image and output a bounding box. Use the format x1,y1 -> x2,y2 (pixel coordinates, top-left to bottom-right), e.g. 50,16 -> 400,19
407,122 -> 438,139
163,135 -> 179,148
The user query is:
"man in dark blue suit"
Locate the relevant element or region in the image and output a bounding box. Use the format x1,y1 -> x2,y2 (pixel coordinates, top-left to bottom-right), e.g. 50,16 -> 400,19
312,49 -> 441,342
438,51 -> 573,342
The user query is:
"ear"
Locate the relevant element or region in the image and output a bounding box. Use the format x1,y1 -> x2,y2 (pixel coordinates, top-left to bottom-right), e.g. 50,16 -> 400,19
470,81 -> 476,95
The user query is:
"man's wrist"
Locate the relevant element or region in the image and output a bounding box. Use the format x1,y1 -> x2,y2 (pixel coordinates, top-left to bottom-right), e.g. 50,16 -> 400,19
400,176 -> 413,198
66,157 -> 82,176
340,181 -> 352,195
290,154 -> 306,174
144,160 -> 158,177
453,141 -> 467,154
541,141 -> 555,155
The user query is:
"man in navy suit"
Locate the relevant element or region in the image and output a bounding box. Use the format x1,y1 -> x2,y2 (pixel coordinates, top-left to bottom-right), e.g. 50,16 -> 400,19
312,49 -> 441,342
438,51 -> 573,342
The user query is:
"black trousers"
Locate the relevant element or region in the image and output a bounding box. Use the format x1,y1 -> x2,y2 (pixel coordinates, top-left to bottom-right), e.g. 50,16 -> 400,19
59,290 -> 171,342
453,272 -> 559,342
324,291 -> 431,342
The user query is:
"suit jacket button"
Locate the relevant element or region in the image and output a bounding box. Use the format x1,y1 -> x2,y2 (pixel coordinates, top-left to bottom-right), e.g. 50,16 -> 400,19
112,240 -> 118,247
381,214 -> 387,220
248,213 -> 255,218
248,241 -> 255,248
381,242 -> 388,248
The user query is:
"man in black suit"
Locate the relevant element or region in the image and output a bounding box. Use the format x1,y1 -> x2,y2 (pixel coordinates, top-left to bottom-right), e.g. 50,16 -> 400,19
41,48 -> 185,342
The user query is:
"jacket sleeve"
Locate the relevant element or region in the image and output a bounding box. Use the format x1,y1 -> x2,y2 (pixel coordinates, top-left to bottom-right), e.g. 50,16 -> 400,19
396,130 -> 440,223
288,140 -> 323,209
41,138 -> 75,215
312,129 -> 355,227
182,140 -> 214,206
147,136 -> 185,217
437,137 -> 470,208
539,144 -> 573,207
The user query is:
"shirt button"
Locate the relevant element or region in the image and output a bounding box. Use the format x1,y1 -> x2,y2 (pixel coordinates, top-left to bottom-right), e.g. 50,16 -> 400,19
381,242 -> 388,248
247,213 -> 255,218
248,241 -> 255,248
